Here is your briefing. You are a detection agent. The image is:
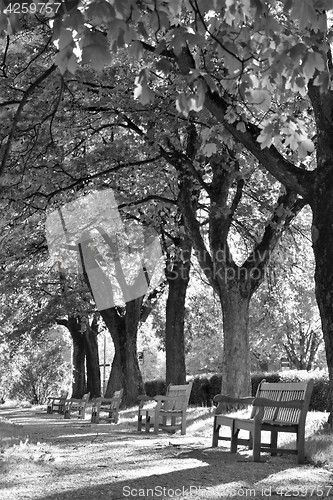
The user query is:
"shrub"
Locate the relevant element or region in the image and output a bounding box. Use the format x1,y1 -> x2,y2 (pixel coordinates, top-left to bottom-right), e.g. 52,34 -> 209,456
10,344 -> 71,404
251,372 -> 281,396
144,370 -> 329,411
144,379 -> 166,397
209,374 -> 222,400
189,377 -> 211,406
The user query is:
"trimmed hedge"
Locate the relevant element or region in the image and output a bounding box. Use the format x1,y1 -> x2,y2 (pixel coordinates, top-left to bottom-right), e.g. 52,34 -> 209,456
144,370 -> 330,412
144,379 -> 166,397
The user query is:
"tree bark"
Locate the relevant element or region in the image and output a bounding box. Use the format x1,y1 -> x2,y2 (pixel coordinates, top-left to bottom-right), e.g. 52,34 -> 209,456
100,299 -> 144,406
220,285 -> 251,396
165,232 -> 192,385
311,195 -> 333,419
57,316 -> 86,398
83,316 -> 101,398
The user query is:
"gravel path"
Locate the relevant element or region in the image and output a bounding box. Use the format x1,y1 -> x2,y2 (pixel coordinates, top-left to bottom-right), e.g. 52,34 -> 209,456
0,406 -> 332,499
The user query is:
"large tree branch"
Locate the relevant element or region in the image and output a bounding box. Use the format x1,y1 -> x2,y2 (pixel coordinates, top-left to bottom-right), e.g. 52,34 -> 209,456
204,90 -> 314,199
177,126 -> 219,292
0,64 -> 57,178
244,187 -> 304,294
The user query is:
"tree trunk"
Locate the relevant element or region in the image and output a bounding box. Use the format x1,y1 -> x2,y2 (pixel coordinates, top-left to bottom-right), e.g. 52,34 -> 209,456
58,316 -> 86,398
311,195 -> 333,420
306,330 -> 321,371
100,299 -> 144,406
220,284 -> 251,397
165,233 -> 192,385
71,332 -> 86,398
83,317 -> 101,398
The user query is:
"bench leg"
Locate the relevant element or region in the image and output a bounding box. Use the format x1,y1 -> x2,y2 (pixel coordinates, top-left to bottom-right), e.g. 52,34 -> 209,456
153,413 -> 160,434
181,415 -> 186,435
297,428 -> 305,464
212,418 -> 220,447
270,430 -> 278,456
91,408 -> 97,423
145,412 -> 151,433
108,410 -> 117,423
231,426 -> 238,454
252,424 -> 261,462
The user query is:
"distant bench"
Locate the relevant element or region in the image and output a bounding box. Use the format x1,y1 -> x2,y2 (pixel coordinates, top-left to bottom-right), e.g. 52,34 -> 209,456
212,379 -> 314,464
91,389 -> 123,424
46,390 -> 68,414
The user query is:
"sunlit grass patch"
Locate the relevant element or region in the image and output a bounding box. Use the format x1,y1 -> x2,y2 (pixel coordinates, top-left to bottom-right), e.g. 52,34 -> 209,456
306,424 -> 333,467
2,438 -> 55,464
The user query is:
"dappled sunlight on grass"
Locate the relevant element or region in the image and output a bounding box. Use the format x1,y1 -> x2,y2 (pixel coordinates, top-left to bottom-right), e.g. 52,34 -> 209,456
305,427 -> 333,466
2,438 -> 54,464
0,405 -> 332,500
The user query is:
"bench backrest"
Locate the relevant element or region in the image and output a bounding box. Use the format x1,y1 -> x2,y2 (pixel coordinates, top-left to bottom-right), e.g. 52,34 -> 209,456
163,382 -> 193,412
251,380 -> 314,424
109,389 -> 123,409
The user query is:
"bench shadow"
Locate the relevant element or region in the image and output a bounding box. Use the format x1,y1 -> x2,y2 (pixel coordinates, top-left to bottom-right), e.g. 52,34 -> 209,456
31,446 -> 307,500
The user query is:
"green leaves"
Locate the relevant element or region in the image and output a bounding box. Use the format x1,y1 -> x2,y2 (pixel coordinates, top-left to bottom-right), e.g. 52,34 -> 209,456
303,51 -> 326,80
257,115 -> 315,158
81,31 -> 112,72
287,0 -> 323,31
246,89 -> 271,113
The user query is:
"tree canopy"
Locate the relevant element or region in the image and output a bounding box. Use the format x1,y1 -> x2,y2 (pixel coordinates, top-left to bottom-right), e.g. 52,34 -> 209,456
2,0 -> 333,409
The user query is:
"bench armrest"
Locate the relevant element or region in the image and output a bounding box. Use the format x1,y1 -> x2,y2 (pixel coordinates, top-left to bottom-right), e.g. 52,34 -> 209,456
138,395 -> 154,402
154,395 -> 169,402
213,395 -> 255,415
138,394 -> 158,410
213,395 -> 255,405
253,397 -> 304,409
47,396 -> 62,403
65,398 -> 86,407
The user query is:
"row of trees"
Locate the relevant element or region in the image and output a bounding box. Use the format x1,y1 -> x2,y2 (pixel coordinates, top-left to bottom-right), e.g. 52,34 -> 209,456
0,1 -> 331,414
0,228 -> 323,404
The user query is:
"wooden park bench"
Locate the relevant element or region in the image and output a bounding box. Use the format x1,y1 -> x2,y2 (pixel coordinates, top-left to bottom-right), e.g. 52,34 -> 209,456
46,390 -> 68,414
138,382 -> 193,435
212,379 -> 314,464
64,392 -> 90,420
91,389 -> 123,424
